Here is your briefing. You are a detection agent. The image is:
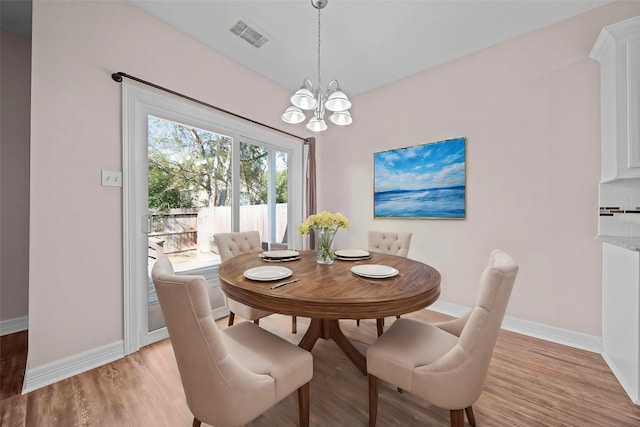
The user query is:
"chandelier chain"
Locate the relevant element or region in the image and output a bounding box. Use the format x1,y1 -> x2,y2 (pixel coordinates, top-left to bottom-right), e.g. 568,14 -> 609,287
317,5 -> 321,91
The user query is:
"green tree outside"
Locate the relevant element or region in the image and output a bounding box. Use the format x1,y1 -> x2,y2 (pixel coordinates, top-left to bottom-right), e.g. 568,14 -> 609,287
148,116 -> 287,210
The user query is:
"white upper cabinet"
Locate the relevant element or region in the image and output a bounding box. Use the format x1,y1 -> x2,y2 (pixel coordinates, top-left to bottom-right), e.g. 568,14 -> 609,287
591,16 -> 640,182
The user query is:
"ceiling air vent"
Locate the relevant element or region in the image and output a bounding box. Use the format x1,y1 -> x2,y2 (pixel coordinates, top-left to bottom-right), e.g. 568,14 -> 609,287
230,18 -> 270,48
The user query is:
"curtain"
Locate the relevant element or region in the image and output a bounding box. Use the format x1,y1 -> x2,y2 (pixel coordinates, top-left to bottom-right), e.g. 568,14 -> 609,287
306,137 -> 317,248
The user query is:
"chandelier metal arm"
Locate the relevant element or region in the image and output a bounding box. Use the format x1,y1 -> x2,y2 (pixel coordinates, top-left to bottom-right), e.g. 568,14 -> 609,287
326,80 -> 340,93
302,78 -> 314,92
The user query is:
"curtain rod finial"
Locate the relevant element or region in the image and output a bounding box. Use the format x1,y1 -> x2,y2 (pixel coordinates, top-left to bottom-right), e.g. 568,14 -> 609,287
111,73 -> 123,82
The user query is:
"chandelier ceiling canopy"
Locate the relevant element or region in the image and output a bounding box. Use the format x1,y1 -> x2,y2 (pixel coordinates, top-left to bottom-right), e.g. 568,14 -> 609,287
281,0 -> 353,132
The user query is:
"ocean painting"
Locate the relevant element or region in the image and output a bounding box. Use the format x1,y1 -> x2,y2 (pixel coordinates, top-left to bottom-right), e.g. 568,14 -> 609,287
374,137 -> 466,219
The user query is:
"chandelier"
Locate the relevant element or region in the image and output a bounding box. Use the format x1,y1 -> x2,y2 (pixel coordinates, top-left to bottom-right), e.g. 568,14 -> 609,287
281,0 -> 353,132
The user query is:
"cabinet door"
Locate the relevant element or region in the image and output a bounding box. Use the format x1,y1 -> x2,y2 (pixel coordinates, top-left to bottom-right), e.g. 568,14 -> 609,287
592,16 -> 640,181
628,38 -> 640,169
602,242 -> 640,403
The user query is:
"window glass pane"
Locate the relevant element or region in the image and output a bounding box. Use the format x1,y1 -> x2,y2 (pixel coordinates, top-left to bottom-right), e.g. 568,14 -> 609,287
239,141 -> 268,240
148,116 -> 232,208
275,151 -> 288,248
147,116 -> 232,332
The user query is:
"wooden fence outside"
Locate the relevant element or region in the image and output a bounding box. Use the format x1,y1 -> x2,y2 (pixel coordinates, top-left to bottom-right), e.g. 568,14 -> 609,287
149,204 -> 288,254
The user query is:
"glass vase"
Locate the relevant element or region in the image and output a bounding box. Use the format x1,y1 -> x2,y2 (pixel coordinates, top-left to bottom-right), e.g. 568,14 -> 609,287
313,226 -> 336,264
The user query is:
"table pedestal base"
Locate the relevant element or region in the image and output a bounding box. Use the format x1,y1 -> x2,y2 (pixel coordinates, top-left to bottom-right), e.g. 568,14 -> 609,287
299,318 -> 367,375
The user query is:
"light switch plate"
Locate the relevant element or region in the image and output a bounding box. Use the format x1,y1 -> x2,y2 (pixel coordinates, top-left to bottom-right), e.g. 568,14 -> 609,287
102,170 -> 122,187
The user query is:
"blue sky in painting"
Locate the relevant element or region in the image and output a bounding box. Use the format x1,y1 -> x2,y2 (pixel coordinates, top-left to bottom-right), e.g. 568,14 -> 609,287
374,137 -> 465,192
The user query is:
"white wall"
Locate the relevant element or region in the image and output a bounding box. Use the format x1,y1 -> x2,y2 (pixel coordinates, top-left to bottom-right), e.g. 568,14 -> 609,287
319,2 -> 640,337
29,0 -> 296,371
1,31 -> 30,330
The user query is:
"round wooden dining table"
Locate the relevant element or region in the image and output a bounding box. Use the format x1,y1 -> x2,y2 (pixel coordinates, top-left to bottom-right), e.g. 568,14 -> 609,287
217,250 -> 441,375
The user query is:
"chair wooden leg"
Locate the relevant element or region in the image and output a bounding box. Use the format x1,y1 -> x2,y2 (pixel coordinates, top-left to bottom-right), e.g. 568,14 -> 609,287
192,418 -> 201,427
396,315 -> 401,320
368,374 -> 378,427
292,316 -> 297,334
356,319 -> 360,326
298,382 -> 310,427
465,406 -> 476,426
227,311 -> 235,326
450,409 -> 465,427
376,318 -> 385,337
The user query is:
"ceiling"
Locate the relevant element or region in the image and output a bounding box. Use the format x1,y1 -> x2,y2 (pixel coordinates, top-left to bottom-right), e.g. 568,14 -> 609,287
129,0 -> 609,96
2,0 -> 609,96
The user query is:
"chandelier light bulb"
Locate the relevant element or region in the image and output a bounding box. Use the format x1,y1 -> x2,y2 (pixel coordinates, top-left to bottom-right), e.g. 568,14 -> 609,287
307,117 -> 328,132
329,110 -> 353,126
290,88 -> 317,110
325,90 -> 352,112
281,106 -> 306,124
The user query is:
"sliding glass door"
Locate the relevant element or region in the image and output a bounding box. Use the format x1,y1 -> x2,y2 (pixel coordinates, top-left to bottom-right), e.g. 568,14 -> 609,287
122,83 -> 304,352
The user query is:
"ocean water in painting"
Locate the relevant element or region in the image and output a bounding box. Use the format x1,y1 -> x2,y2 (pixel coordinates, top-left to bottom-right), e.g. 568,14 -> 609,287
374,185 -> 465,218
374,137 -> 466,218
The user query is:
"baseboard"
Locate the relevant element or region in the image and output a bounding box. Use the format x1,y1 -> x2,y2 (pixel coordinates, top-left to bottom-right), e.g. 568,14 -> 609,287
22,305 -> 226,394
212,306 -> 229,320
0,316 -> 28,336
22,340 -> 125,394
602,353 -> 640,404
428,301 -> 603,354
16,303 -> 604,394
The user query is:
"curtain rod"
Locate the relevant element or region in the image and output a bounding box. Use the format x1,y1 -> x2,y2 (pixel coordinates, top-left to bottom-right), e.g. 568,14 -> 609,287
111,71 -> 308,144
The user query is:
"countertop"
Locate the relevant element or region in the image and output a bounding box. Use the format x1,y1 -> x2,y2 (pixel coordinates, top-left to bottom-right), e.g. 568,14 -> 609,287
598,235 -> 640,251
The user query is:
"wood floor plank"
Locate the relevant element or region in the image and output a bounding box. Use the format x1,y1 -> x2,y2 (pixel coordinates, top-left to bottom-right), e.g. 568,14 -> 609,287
24,379 -> 79,426
0,394 -> 27,427
1,310 -> 640,426
0,331 -> 28,400
74,352 -> 187,426
135,339 -> 194,424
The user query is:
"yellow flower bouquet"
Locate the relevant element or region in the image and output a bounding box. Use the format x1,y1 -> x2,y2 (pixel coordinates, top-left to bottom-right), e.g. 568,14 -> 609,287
299,210 -> 350,264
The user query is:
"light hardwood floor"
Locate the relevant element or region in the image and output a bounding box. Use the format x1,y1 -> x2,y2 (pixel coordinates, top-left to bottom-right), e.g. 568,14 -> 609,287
2,310 -> 640,426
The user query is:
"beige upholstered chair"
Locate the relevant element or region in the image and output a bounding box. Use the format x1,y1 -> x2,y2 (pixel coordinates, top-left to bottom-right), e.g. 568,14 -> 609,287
151,256 -> 313,427
214,231 -> 298,333
367,249 -> 518,427
367,231 -> 412,258
362,231 -> 413,336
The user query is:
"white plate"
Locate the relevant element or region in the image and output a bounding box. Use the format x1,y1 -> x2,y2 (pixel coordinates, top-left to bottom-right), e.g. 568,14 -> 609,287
260,250 -> 300,259
244,266 -> 293,281
351,264 -> 399,279
261,256 -> 301,263
335,249 -> 370,258
336,255 -> 371,261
